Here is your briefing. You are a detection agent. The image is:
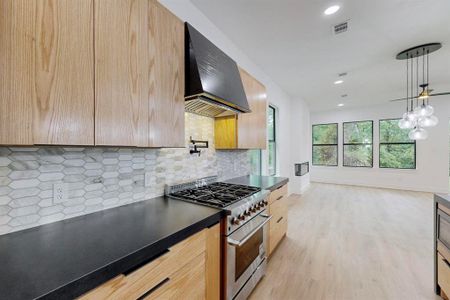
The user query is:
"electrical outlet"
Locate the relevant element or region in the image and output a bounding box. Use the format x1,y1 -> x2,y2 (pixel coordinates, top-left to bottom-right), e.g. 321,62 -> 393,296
145,172 -> 152,187
53,183 -> 68,204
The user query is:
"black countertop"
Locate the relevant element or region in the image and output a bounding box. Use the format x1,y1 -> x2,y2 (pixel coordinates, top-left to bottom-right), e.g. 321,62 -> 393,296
225,175 -> 289,191
0,196 -> 223,300
435,193 -> 450,209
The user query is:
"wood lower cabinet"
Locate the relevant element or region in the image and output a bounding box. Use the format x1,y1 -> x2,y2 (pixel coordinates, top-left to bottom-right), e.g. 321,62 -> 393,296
267,184 -> 288,256
79,224 -> 220,300
0,0 -> 94,145
214,67 -> 267,150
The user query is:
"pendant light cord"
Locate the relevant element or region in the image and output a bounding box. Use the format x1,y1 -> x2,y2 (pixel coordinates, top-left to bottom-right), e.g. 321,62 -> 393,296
406,53 -> 409,112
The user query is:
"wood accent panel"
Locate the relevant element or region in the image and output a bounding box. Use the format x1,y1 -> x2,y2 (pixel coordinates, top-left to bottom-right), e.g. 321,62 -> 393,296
148,0 -> 184,147
440,204 -> 450,218
237,67 -> 267,149
205,223 -> 221,300
145,253 -> 206,300
268,184 -> 288,205
215,115 -> 237,149
33,0 -> 94,145
439,253 -> 450,298
94,0 -> 148,146
80,229 -> 206,299
0,0 -> 34,145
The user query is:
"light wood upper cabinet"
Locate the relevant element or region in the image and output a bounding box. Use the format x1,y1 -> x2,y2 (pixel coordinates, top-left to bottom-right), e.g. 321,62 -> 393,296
148,0 -> 185,147
237,67 -> 268,149
94,0 -> 149,146
0,0 -> 94,145
95,0 -> 184,147
214,67 -> 268,150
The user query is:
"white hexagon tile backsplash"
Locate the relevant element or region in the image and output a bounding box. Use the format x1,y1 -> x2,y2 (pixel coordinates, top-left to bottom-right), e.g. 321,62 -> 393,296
0,113 -> 251,235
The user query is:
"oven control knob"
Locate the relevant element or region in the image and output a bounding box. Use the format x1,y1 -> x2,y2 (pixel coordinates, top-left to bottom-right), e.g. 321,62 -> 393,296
251,206 -> 257,213
231,217 -> 240,225
238,214 -> 246,221
244,210 -> 251,216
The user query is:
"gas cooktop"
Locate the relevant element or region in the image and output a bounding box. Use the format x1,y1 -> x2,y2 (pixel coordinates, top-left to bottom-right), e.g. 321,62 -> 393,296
169,182 -> 261,208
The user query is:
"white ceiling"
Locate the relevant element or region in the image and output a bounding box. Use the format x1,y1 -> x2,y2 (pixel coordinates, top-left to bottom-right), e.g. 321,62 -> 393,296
191,0 -> 450,111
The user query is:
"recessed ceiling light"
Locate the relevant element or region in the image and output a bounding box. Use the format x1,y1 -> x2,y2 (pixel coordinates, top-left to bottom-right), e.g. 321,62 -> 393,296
324,5 -> 340,15
337,103 -> 344,107
334,80 -> 344,85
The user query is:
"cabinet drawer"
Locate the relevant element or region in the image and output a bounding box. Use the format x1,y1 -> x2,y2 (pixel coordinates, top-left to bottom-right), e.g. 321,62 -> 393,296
269,211 -> 287,255
79,229 -> 206,300
269,195 -> 287,224
438,253 -> 450,296
144,252 -> 206,300
269,184 -> 288,205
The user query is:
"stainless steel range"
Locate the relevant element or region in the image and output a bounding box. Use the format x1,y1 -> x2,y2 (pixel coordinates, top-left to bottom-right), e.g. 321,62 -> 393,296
166,176 -> 270,300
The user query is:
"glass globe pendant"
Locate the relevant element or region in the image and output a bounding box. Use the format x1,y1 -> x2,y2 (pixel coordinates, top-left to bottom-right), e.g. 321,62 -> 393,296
418,115 -> 439,128
408,127 -> 428,140
413,103 -> 434,117
398,115 -> 414,129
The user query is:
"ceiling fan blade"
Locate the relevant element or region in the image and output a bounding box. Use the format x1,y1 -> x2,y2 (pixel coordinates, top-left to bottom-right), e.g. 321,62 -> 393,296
389,96 -> 412,102
429,92 -> 450,97
389,91 -> 450,102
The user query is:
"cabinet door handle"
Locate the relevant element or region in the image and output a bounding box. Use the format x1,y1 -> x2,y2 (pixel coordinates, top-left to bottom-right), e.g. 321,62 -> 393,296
137,277 -> 170,300
276,195 -> 283,201
443,257 -> 450,268
277,216 -> 283,223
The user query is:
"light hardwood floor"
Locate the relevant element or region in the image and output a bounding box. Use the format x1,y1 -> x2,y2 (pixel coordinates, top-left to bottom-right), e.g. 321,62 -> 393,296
250,183 -> 440,300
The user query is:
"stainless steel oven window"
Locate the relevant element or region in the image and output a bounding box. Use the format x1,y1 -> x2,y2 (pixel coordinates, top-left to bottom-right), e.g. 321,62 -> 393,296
235,227 -> 264,280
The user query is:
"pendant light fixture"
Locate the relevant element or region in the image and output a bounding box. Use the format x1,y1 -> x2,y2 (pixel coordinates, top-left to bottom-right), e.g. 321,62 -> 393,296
395,43 -> 442,140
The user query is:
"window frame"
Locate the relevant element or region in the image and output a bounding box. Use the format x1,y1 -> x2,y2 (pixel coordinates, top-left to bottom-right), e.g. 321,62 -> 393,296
311,123 -> 338,167
342,120 -> 374,168
268,105 -> 276,176
378,118 -> 416,169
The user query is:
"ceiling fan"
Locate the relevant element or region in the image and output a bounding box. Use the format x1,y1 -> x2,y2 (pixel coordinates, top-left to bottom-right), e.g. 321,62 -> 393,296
389,84 -> 450,102
388,43 -> 450,102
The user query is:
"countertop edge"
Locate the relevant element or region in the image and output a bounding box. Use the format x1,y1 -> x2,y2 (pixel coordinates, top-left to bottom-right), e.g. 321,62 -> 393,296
435,193 -> 450,209
39,210 -> 223,300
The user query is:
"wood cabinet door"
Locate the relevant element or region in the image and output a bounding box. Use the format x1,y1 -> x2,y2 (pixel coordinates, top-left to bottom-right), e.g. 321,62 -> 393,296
94,0 -> 149,146
237,67 -> 267,149
0,0 -> 94,145
148,0 -> 185,147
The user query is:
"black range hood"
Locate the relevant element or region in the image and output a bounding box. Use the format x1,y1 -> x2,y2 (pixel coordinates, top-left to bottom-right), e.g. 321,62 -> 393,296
185,23 -> 251,117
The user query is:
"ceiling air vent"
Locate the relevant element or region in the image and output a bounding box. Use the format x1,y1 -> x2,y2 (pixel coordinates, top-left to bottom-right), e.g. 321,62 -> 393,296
333,21 -> 349,35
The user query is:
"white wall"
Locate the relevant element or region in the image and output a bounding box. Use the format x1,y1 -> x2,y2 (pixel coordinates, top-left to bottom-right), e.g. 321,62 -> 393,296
311,101 -> 450,193
160,0 -> 311,192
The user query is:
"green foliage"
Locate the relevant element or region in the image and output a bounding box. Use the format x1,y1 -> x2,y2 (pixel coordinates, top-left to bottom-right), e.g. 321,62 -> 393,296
379,119 -> 411,143
312,124 -> 338,165
268,142 -> 276,175
312,124 -> 337,144
379,119 -> 415,169
312,146 -> 337,166
343,121 -> 372,143
343,121 -> 373,167
344,145 -> 373,167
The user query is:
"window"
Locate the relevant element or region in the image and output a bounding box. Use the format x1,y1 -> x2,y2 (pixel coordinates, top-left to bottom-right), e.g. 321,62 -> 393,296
268,105 -> 276,176
312,123 -> 338,166
379,119 -> 416,169
248,150 -> 262,175
343,121 -> 373,167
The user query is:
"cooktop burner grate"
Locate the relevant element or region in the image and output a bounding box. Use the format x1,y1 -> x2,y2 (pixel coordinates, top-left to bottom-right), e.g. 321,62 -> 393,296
169,182 -> 260,208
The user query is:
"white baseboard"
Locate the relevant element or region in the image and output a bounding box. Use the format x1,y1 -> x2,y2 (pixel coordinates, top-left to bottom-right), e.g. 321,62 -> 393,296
310,178 -> 447,194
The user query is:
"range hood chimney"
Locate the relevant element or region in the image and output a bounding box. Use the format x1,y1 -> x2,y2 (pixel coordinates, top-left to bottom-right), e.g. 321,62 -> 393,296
185,23 -> 251,117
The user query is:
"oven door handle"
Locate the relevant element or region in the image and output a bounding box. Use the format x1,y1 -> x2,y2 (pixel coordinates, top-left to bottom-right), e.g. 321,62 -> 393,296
227,215 -> 272,247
